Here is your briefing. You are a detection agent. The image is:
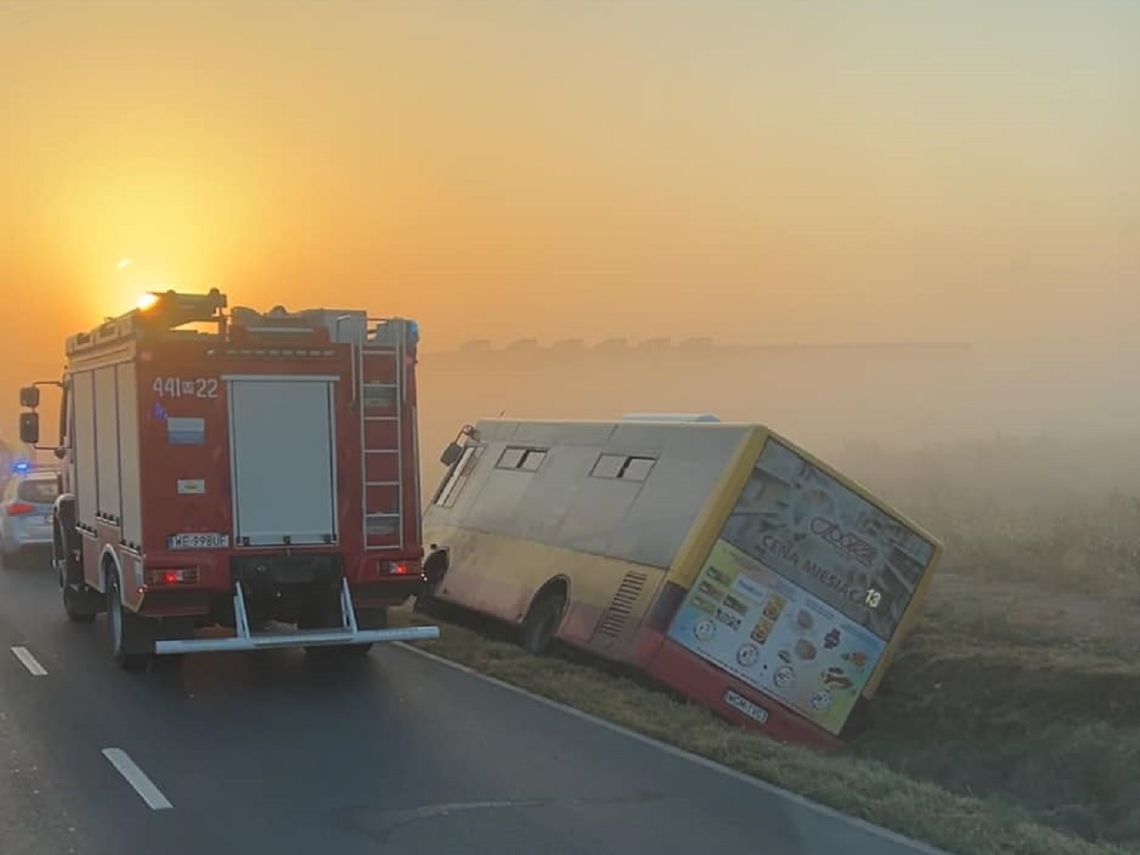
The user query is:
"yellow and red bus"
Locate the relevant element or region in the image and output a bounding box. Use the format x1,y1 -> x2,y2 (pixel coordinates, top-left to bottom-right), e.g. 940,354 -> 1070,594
422,417 -> 941,748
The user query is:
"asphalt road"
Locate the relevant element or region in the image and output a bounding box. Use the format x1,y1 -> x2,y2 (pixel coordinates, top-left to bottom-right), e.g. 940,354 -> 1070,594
0,551 -> 941,855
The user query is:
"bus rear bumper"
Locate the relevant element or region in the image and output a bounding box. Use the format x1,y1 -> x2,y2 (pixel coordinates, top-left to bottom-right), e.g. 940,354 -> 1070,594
645,637 -> 843,751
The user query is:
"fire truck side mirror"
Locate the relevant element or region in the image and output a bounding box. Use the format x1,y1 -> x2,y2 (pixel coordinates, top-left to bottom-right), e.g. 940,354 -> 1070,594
19,412 -> 40,445
440,442 -> 464,467
19,386 -> 40,408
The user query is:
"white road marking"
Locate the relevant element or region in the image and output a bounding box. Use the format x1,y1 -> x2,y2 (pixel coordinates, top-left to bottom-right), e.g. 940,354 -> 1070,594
101,748 -> 174,810
10,646 -> 47,676
395,642 -> 946,855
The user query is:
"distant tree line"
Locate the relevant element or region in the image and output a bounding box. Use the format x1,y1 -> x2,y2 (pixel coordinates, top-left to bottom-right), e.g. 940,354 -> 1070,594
441,338 -> 969,355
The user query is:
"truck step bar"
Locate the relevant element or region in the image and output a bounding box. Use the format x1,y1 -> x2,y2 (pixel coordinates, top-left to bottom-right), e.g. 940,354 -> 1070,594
153,579 -> 439,655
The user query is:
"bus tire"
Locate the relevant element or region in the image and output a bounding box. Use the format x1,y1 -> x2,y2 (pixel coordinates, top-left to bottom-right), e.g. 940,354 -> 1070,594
520,591 -> 565,655
413,589 -> 441,616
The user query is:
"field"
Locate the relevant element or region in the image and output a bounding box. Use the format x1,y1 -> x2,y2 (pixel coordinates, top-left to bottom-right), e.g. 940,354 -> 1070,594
400,432 -> 1140,855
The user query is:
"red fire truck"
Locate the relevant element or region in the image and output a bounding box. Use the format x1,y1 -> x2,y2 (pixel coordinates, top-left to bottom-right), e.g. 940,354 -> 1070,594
18,289 -> 438,668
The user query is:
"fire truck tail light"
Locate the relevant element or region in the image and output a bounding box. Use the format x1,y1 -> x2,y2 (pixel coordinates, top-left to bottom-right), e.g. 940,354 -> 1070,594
379,561 -> 416,576
5,502 -> 36,516
145,568 -> 200,586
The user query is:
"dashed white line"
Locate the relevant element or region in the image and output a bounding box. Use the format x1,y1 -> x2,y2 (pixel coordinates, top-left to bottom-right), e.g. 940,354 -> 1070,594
101,748 -> 174,810
10,646 -> 47,676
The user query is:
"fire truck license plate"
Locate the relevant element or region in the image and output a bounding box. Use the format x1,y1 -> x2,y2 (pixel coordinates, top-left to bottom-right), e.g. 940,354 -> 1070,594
168,533 -> 229,550
723,689 -> 769,724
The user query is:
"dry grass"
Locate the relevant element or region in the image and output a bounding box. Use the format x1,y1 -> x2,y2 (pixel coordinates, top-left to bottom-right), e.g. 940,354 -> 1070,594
397,433 -> 1140,854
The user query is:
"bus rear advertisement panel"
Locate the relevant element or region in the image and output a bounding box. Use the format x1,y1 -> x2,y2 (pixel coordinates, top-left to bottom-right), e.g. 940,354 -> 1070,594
668,539 -> 885,735
719,438 -> 936,641
666,437 -> 938,735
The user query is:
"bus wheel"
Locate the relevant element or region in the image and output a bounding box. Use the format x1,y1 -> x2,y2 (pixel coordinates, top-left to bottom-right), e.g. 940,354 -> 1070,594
520,592 -> 564,655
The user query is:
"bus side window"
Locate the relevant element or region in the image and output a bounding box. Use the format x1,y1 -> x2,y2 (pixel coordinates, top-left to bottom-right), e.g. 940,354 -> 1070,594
621,456 -> 655,482
590,453 -> 656,482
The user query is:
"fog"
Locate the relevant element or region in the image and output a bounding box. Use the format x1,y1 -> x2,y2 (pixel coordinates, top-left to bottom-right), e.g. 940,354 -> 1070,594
3,0 -> 1139,518
7,339 -> 1140,518
414,343 -> 1140,511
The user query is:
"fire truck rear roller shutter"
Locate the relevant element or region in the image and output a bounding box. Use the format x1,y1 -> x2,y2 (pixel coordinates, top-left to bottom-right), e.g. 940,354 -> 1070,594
227,377 -> 338,548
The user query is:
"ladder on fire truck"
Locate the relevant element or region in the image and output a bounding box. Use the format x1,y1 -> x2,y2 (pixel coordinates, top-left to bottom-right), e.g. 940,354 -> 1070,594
359,319 -> 414,553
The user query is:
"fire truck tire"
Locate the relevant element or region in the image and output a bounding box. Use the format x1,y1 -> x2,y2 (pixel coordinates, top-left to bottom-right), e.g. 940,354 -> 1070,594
106,570 -> 149,671
339,643 -> 373,657
63,586 -> 97,623
301,601 -> 383,656
339,606 -> 388,654
305,640 -> 373,658
57,519 -> 98,623
53,505 -> 84,587
357,606 -> 389,630
520,590 -> 565,656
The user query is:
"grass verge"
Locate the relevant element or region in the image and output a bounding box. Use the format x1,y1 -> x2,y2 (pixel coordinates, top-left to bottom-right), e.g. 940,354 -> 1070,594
393,603 -> 1130,855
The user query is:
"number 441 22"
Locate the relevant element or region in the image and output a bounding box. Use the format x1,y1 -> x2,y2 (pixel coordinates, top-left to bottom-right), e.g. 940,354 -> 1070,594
153,377 -> 219,398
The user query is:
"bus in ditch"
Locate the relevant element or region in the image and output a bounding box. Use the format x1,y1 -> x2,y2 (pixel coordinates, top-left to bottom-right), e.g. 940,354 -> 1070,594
421,416 -> 942,748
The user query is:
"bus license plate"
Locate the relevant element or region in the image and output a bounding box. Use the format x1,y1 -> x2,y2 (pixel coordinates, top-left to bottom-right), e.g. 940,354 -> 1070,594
723,689 -> 769,724
168,533 -> 229,550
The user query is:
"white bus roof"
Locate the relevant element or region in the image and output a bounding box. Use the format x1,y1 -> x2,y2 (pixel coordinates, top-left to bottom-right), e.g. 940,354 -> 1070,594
431,418 -> 756,569
621,413 -> 720,423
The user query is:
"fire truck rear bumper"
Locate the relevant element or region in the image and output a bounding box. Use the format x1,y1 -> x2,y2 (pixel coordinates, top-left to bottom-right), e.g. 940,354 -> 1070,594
154,624 -> 439,654
153,577 -> 439,654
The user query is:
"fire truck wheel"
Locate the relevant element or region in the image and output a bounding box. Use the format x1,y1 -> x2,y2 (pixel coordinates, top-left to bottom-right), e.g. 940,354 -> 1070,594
332,606 -> 387,655
520,591 -> 565,656
339,643 -> 373,657
306,642 -> 373,658
357,607 -> 389,630
106,571 -> 149,671
63,586 -> 97,623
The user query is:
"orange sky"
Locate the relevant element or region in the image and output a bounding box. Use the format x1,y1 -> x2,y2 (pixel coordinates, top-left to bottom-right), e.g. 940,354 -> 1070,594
2,0 -> 1138,373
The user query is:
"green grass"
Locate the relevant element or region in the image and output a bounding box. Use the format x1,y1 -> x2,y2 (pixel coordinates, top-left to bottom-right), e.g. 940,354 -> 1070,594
397,435 -> 1140,854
